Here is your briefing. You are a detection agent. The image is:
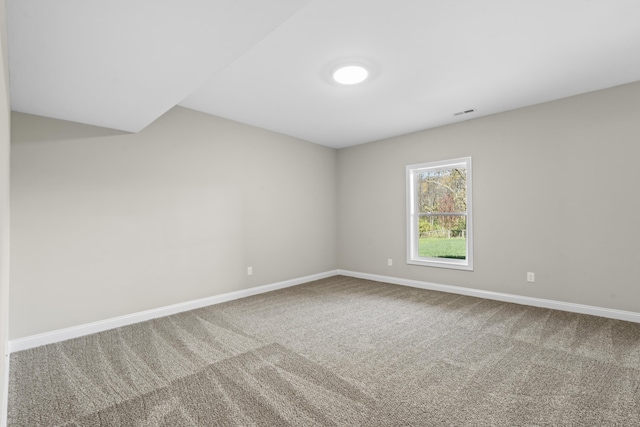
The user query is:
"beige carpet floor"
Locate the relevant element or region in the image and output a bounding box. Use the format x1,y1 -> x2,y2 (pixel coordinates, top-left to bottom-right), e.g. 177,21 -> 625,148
8,275 -> 640,426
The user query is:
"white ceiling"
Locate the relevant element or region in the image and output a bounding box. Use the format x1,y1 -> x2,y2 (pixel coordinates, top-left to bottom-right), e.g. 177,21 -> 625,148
7,0 -> 640,149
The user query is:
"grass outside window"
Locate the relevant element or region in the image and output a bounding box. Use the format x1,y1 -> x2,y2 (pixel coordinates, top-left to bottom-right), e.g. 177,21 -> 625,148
418,237 -> 466,259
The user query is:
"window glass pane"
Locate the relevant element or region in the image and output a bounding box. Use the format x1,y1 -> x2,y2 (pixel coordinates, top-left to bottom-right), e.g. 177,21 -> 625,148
417,168 -> 466,214
417,215 -> 467,259
407,156 -> 472,270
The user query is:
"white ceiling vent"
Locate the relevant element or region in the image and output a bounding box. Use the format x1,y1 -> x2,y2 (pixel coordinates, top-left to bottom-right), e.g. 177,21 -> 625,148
453,109 -> 476,116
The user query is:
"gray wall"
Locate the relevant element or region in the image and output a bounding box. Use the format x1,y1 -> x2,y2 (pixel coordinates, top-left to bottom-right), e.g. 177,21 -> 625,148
10,107 -> 338,338
338,81 -> 640,313
0,0 -> 9,421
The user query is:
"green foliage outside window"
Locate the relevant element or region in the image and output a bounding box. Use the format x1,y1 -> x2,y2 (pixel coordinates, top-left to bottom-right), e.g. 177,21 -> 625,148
417,167 -> 467,259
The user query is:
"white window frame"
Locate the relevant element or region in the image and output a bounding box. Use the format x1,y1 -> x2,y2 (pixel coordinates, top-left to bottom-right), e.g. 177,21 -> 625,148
406,157 -> 473,271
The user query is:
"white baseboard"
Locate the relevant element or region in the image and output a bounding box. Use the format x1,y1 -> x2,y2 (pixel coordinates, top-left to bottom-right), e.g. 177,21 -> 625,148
10,268 -> 640,354
9,270 -> 339,353
338,270 -> 640,324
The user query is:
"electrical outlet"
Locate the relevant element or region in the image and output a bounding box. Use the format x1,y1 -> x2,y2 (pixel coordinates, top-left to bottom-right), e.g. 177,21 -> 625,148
527,272 -> 535,282
247,266 -> 253,276
387,258 -> 393,267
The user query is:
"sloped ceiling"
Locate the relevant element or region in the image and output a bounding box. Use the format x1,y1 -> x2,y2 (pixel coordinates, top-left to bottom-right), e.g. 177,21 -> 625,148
7,0 -> 640,148
6,0 -> 312,133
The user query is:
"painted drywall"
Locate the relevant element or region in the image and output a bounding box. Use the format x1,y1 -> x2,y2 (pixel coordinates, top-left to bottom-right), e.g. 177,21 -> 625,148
0,0 -> 10,423
338,81 -> 640,313
10,107 -> 338,338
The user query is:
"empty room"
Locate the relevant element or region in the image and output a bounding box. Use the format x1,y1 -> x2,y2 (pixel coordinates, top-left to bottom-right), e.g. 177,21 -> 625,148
1,0 -> 640,425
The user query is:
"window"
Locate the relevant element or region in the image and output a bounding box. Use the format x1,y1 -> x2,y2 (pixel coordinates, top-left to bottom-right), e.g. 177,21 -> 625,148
406,157 -> 473,270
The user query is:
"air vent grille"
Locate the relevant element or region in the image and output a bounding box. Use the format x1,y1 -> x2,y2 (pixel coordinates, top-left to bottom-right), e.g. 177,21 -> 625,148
454,108 -> 476,116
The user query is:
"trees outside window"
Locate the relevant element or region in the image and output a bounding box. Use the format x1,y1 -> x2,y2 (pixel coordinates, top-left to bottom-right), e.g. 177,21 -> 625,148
406,157 -> 473,270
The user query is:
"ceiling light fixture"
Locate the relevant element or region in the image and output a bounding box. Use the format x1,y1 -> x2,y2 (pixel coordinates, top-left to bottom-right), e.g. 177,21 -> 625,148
332,65 -> 369,85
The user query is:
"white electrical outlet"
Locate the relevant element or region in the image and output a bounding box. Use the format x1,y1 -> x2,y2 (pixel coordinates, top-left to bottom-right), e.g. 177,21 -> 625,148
247,266 -> 253,276
527,272 -> 535,282
387,258 -> 393,267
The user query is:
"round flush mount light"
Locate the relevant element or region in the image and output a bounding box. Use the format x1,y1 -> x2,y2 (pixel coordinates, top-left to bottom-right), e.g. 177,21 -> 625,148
332,65 -> 369,85
324,58 -> 378,87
